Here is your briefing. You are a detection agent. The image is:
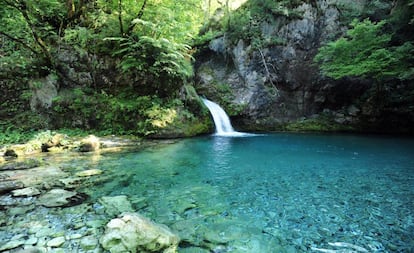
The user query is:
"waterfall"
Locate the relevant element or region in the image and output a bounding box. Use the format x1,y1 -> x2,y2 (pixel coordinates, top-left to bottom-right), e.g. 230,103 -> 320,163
202,98 -> 249,137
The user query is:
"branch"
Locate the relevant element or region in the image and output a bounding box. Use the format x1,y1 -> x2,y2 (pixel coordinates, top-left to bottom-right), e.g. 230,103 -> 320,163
119,0 -> 124,35
258,48 -> 279,94
17,1 -> 54,67
126,0 -> 148,35
0,31 -> 40,55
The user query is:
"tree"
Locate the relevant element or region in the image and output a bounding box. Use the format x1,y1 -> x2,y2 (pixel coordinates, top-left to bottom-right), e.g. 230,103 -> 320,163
314,19 -> 413,82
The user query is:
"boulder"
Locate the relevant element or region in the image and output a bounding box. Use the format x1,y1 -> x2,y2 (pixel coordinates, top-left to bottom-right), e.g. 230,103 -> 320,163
100,212 -> 180,253
41,133 -> 65,152
79,135 -> 100,152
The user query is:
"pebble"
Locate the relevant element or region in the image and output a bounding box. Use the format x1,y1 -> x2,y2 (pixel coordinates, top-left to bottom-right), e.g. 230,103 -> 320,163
67,233 -> 83,240
12,187 -> 41,197
25,237 -> 38,245
75,169 -> 103,177
8,205 -> 35,216
35,227 -> 55,237
14,246 -> 45,253
0,240 -> 25,251
86,219 -> 105,229
80,235 -> 99,250
36,237 -> 48,247
47,236 -> 65,247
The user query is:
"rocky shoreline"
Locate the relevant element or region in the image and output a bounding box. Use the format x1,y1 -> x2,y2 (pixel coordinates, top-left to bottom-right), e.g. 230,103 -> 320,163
0,134 -> 182,253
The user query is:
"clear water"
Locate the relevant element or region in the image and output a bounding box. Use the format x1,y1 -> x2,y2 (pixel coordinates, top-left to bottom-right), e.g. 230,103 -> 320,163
82,133 -> 414,252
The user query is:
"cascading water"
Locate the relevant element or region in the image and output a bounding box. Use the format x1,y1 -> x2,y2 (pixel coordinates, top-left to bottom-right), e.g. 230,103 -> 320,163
202,98 -> 249,137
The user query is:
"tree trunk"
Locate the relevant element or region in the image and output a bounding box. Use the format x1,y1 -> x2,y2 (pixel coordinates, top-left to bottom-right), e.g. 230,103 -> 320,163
126,0 -> 148,35
119,0 -> 124,35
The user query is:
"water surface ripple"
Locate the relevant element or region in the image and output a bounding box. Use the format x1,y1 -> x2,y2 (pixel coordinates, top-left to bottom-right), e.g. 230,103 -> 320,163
1,133 -> 413,252
87,133 -> 414,252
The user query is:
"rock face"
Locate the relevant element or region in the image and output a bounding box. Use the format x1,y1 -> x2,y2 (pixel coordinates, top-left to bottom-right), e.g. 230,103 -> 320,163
30,74 -> 58,112
195,0 -> 412,132
100,212 -> 180,253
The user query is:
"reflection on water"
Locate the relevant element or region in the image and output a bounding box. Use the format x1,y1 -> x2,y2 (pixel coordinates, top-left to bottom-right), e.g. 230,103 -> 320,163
211,136 -> 232,163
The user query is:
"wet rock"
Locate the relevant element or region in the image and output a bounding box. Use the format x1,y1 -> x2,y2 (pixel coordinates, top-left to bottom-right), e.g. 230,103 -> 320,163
14,247 -> 44,253
12,187 -> 41,197
0,239 -> 25,251
0,159 -> 41,171
100,212 -> 180,253
41,134 -> 65,152
25,237 -> 38,246
179,246 -> 210,253
79,135 -> 100,152
8,205 -> 35,216
4,149 -> 18,158
37,189 -> 87,207
0,180 -> 24,194
68,233 -> 83,240
38,189 -> 76,207
59,177 -> 82,189
80,235 -> 99,250
47,236 -> 65,247
75,169 -> 103,177
98,195 -> 134,217
2,166 -> 68,189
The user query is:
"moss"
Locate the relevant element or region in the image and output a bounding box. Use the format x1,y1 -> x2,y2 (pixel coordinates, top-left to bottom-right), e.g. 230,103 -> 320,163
284,116 -> 355,132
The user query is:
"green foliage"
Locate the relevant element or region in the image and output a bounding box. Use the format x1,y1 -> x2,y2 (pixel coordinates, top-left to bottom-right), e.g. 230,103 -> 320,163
217,0 -> 301,48
50,87 -> 204,136
314,19 -> 414,81
0,0 -> 211,140
109,35 -> 194,97
0,128 -> 36,146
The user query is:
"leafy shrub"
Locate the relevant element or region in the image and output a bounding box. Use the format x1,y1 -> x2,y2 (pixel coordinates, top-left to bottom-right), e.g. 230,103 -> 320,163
50,88 -> 205,136
108,36 -> 193,97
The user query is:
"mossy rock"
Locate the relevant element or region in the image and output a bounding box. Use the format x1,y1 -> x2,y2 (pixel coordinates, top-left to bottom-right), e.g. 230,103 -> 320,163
284,116 -> 355,132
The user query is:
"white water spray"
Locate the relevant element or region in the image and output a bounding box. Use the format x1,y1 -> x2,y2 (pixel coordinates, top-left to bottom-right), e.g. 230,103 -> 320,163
202,98 -> 251,137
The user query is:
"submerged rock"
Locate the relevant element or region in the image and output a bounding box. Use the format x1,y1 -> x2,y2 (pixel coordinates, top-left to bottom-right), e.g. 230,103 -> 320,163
80,235 -> 99,251
75,169 -> 103,177
100,212 -> 180,253
0,159 -> 41,171
12,187 -> 41,197
98,195 -> 134,217
0,180 -> 24,194
37,189 -> 87,207
47,236 -> 66,247
0,239 -> 25,251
